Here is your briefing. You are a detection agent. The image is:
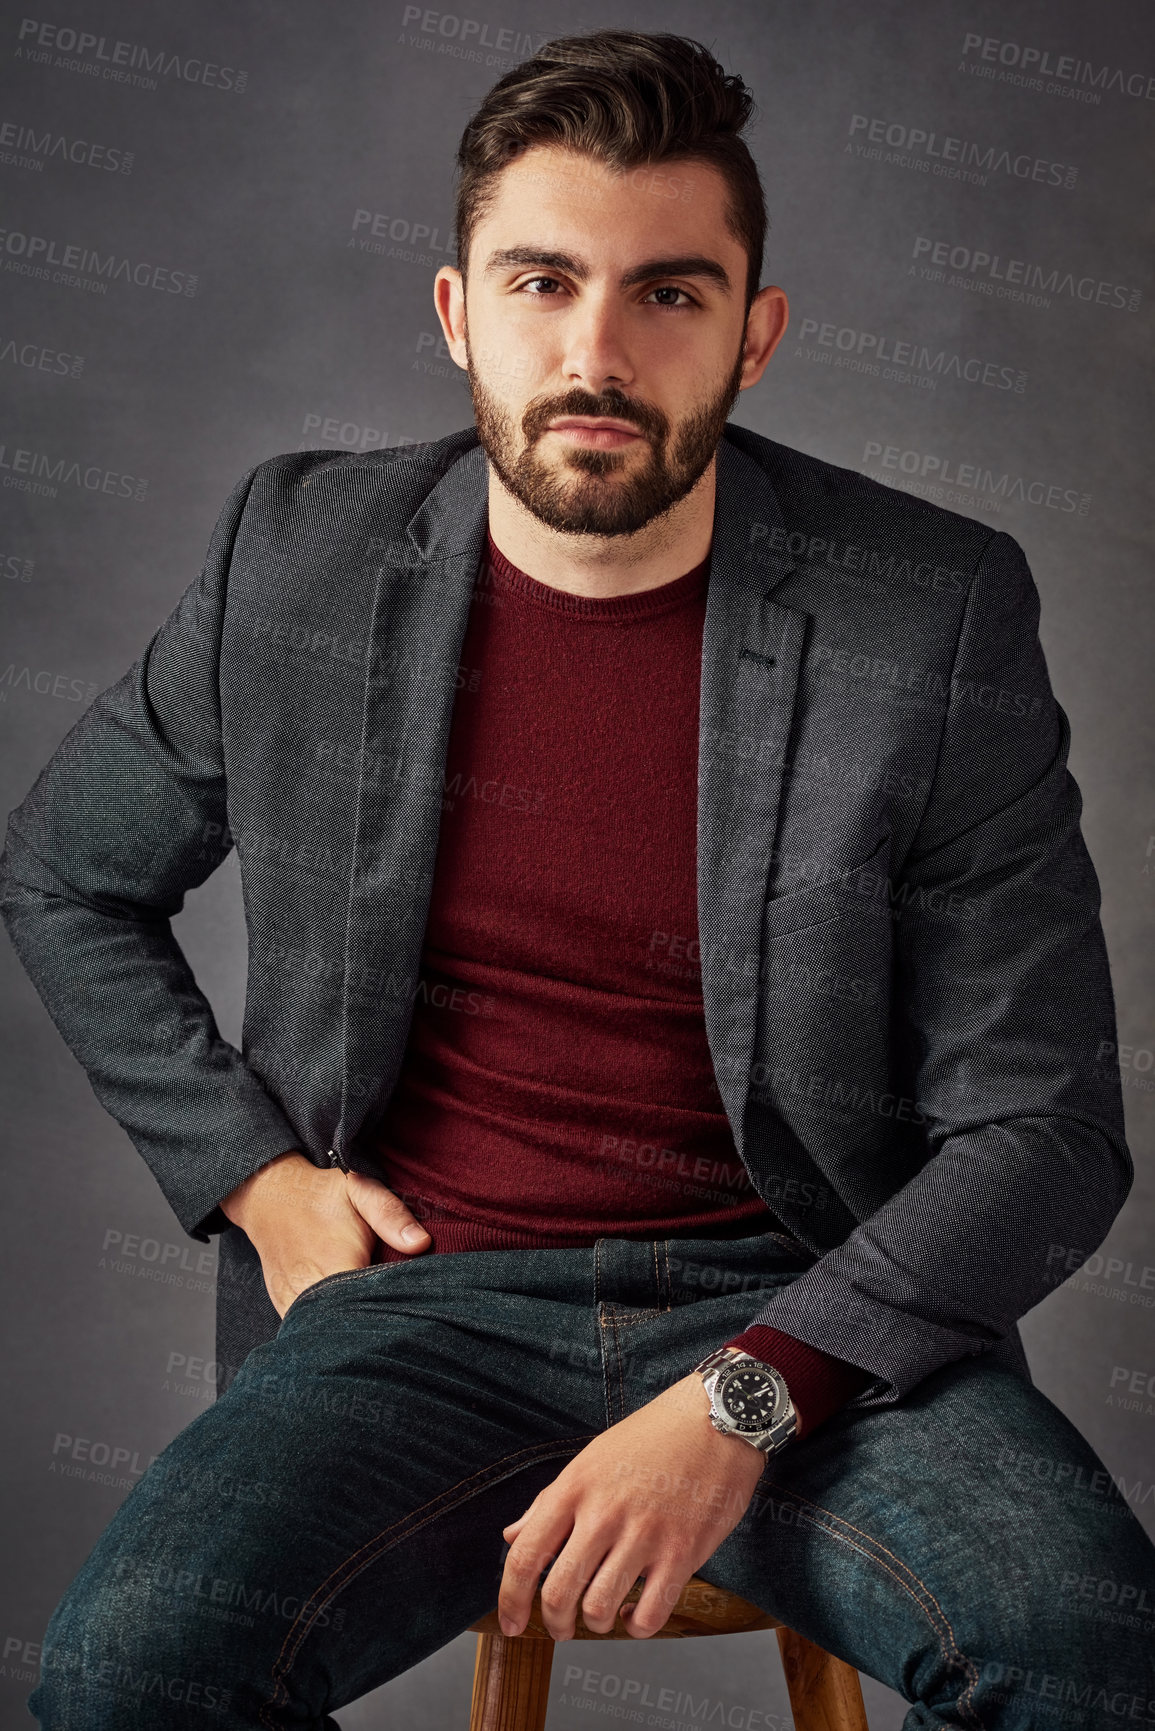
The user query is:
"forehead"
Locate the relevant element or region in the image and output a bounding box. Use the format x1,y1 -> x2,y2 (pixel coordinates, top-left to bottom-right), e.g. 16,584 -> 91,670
475,143 -> 738,255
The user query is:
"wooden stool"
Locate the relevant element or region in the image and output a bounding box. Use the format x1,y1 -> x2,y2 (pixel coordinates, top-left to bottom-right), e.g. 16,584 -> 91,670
468,1575 -> 869,1731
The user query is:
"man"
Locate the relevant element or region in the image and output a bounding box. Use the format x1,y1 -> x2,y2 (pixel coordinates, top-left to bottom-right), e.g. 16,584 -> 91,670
4,27 -> 1153,1731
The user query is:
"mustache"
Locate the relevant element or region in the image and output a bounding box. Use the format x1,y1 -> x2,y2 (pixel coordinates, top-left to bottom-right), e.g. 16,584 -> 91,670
522,390 -> 666,444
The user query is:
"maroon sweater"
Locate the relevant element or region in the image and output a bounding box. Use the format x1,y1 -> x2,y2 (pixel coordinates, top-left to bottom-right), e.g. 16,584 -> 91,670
370,531 -> 869,1436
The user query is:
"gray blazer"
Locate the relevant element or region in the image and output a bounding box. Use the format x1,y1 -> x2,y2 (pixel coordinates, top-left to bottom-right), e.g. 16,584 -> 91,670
0,422 -> 1130,1407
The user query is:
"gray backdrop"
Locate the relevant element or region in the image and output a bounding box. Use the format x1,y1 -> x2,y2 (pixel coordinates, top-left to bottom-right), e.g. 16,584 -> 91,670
1,1 -> 1152,1725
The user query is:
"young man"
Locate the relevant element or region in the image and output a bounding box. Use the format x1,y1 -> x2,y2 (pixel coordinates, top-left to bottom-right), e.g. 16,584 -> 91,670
4,28 -> 1153,1731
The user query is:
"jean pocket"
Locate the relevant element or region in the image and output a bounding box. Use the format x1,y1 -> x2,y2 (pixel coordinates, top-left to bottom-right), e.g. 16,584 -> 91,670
279,1264 -> 380,1323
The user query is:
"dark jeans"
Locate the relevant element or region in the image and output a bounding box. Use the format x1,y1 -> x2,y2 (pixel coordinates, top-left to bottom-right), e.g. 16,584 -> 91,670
29,1231 -> 1155,1729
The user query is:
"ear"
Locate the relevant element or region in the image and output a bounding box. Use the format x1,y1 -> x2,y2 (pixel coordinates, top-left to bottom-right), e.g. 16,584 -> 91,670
434,267 -> 469,370
738,285 -> 789,389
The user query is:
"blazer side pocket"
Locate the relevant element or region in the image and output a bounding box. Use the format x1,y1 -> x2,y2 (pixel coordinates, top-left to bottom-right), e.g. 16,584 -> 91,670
762,834 -> 892,940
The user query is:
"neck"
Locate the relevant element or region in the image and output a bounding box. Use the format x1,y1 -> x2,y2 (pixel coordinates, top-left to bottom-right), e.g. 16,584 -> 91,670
484,454 -> 716,600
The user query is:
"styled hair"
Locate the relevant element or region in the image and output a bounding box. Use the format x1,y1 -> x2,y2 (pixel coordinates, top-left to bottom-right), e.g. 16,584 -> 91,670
453,30 -> 767,316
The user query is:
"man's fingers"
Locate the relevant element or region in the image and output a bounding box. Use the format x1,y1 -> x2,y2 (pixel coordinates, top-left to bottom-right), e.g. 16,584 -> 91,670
497,1540 -> 554,1637
500,1523 -> 681,1641
498,1502 -> 574,1634
502,1491 -> 543,1541
345,1171 -> 431,1253
580,1547 -> 650,1635
620,1562 -> 690,1638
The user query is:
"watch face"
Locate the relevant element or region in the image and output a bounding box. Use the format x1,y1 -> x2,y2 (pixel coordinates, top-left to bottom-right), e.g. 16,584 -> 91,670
718,1366 -> 783,1433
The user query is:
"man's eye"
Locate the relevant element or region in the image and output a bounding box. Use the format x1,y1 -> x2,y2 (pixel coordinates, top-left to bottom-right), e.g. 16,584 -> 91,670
646,286 -> 694,308
516,279 -> 696,308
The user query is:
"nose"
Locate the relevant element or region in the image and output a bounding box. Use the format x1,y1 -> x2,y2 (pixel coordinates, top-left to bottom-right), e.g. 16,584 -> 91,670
559,291 -> 636,396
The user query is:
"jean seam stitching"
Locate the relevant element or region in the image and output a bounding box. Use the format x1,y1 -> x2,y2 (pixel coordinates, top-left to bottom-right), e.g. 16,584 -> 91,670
598,1306 -> 617,1427
613,1312 -> 626,1420
761,1478 -> 982,1726
260,1433 -> 597,1725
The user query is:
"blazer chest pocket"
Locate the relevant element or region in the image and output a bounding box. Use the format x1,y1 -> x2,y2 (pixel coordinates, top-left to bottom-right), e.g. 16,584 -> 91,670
761,834 -> 892,940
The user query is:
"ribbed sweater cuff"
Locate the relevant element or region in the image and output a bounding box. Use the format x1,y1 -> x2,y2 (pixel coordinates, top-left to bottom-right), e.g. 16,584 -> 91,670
724,1325 -> 873,1440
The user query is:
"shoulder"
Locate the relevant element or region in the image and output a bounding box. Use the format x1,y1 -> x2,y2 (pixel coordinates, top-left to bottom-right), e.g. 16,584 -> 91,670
240,425 -> 481,520
721,422 -> 1007,577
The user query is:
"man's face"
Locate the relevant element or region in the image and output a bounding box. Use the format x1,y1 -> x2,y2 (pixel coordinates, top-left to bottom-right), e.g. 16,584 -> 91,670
438,145 -> 774,539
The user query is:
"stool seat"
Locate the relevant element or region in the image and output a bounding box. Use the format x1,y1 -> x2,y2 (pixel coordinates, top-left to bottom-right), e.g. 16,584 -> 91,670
469,1573 -> 778,1641
467,1575 -> 869,1730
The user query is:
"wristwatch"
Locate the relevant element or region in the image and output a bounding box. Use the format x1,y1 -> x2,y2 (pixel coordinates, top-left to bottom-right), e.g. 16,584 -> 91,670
694,1345 -> 798,1457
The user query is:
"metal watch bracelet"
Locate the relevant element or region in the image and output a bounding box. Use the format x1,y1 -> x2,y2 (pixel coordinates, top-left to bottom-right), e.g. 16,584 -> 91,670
694,1344 -> 799,1456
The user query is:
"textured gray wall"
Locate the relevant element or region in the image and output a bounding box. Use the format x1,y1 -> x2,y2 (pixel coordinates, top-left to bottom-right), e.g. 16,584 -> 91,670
1,1 -> 1152,1725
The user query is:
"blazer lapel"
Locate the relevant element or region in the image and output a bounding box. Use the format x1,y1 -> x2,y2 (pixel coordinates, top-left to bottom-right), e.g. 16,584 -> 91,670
337,440 -> 490,1159
698,434 -> 804,1163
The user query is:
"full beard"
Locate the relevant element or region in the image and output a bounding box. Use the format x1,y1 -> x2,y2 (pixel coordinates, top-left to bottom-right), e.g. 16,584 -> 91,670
467,341 -> 746,538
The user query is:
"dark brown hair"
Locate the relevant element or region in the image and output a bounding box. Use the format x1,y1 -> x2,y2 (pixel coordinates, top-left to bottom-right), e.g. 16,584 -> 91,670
453,31 -> 768,316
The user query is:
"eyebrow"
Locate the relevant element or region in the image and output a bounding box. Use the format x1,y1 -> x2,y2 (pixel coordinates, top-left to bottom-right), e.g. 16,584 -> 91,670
482,246 -> 733,296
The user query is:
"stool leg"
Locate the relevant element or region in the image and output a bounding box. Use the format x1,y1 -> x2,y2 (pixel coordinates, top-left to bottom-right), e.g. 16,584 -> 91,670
776,1626 -> 870,1731
469,1632 -> 555,1731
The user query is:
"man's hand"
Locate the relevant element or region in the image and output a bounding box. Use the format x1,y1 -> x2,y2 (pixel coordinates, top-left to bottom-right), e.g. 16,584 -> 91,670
220,1150 -> 431,1317
498,1371 -> 766,1641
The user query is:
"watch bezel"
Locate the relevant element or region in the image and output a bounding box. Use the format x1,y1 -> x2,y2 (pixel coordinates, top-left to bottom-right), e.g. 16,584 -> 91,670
713,1357 -> 792,1434
695,1347 -> 798,1455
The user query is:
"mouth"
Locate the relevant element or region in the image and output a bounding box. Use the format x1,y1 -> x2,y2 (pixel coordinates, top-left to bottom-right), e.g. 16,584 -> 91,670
546,417 -> 645,448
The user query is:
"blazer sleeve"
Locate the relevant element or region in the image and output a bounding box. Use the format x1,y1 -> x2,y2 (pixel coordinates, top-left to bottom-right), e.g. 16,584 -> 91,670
739,527 -> 1132,1407
0,463 -> 303,1241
